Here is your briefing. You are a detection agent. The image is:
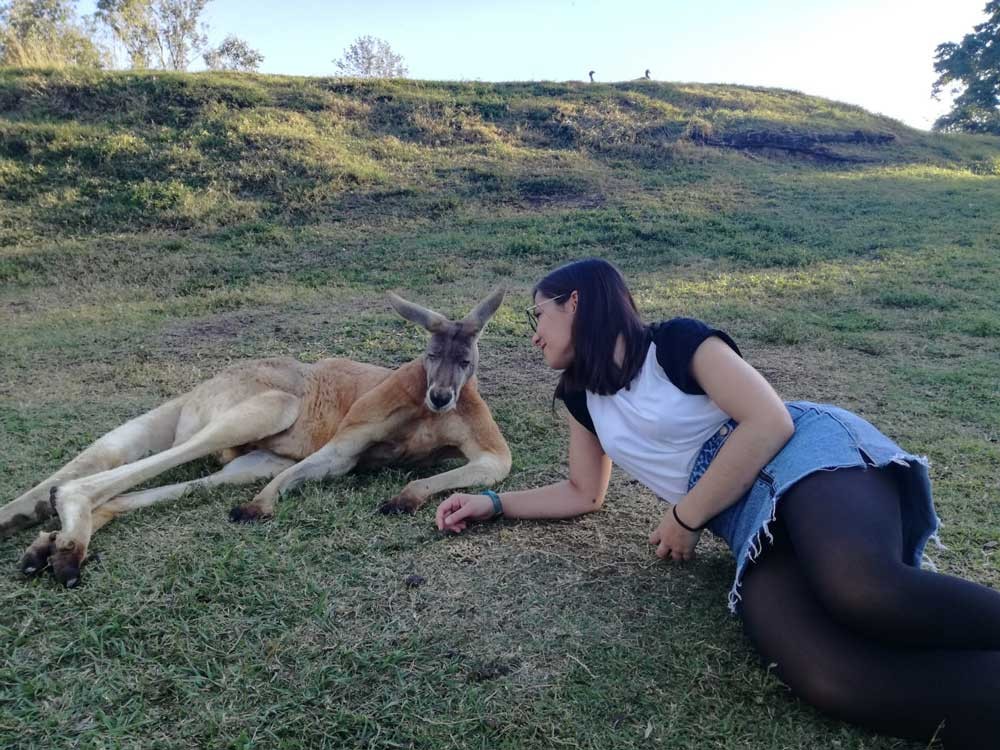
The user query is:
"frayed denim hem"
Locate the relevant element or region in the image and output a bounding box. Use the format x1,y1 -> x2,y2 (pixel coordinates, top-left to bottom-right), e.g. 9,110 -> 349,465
725,452 -> 941,615
687,402 -> 943,616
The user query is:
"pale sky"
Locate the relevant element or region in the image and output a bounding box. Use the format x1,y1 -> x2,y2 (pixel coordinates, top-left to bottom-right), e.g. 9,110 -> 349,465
79,0 -> 991,131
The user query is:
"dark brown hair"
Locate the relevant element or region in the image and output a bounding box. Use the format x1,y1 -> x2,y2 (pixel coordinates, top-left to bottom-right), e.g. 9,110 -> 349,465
533,258 -> 650,397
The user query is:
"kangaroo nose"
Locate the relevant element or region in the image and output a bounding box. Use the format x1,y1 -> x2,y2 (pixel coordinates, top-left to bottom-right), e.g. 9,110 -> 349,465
429,390 -> 452,409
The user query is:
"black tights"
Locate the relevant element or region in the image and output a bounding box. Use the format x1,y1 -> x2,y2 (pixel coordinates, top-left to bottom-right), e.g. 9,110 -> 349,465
740,466 -> 1000,749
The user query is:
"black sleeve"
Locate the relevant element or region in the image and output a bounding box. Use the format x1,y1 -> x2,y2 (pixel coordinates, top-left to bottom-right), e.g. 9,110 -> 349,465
558,389 -> 596,435
652,318 -> 742,395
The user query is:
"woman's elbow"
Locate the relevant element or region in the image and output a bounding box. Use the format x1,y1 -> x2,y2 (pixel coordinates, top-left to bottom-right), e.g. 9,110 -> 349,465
769,412 -> 795,444
571,481 -> 606,512
586,493 -> 606,512
745,411 -> 794,448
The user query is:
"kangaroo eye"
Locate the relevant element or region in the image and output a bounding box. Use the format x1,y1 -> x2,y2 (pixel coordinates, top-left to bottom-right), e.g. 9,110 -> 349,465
461,360 -> 471,368
426,354 -> 439,361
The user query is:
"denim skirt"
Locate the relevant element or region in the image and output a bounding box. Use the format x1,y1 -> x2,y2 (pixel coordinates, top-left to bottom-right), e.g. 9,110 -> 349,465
688,401 -> 941,614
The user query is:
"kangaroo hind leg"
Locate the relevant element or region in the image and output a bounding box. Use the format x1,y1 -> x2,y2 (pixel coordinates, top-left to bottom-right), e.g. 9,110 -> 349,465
20,450 -> 295,580
90,449 -> 297,530
38,391 -> 300,587
1,398 -> 185,540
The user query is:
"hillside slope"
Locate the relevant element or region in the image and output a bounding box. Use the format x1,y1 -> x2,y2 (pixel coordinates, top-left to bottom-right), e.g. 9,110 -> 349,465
1,69 -> 998,241
1,68 -> 998,750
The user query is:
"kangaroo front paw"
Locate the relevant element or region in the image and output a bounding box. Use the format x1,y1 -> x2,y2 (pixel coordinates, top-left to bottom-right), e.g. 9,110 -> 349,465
379,490 -> 424,515
19,531 -> 57,576
228,504 -> 272,523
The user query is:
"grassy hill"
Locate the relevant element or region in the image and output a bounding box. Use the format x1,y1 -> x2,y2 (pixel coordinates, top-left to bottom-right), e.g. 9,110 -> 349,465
1,69 -> 998,749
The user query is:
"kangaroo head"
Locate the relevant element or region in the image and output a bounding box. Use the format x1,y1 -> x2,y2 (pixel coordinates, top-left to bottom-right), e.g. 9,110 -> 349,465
388,287 -> 505,413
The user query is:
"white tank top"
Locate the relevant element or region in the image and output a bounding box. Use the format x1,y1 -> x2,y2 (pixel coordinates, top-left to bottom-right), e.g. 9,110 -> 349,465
585,343 -> 731,502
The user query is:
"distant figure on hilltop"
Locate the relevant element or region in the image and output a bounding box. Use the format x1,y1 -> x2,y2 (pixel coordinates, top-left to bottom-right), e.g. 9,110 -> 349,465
588,70 -> 595,83
644,69 -> 651,79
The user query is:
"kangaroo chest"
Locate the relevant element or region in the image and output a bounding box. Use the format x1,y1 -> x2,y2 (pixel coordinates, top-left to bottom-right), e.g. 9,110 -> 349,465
359,419 -> 465,468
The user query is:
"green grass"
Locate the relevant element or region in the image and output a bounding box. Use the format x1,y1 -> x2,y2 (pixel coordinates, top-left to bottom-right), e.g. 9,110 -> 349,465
1,68 -> 998,749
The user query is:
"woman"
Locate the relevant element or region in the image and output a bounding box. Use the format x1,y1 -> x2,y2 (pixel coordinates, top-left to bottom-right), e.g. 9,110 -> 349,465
435,258 -> 1000,748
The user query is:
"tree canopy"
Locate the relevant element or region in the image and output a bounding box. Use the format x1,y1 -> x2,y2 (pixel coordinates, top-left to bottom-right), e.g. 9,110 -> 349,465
333,35 -> 407,78
932,0 -> 1000,134
0,0 -> 108,67
203,34 -> 262,71
95,0 -> 208,70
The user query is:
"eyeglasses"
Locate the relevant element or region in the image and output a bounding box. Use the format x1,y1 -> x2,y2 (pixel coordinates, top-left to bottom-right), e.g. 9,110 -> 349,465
525,294 -> 566,332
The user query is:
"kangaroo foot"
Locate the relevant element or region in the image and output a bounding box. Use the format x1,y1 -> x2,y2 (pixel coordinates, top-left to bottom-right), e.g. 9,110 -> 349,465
50,539 -> 85,588
19,531 -> 56,575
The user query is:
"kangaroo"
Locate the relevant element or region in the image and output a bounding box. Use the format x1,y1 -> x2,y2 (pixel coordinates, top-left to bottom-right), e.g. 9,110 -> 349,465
1,289 -> 512,587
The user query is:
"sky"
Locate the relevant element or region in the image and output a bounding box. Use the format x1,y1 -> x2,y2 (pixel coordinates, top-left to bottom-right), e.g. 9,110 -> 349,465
78,0 -> 991,131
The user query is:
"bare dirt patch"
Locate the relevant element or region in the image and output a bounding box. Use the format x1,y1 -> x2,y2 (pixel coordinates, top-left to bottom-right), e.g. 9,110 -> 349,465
156,295 -> 389,361
475,343 -> 555,405
748,343 -> 872,408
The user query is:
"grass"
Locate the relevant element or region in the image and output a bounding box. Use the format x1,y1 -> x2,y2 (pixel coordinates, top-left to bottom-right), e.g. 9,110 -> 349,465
1,68 -> 999,749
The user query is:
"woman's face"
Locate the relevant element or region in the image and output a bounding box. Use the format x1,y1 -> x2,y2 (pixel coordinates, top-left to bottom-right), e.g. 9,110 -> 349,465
530,291 -> 576,370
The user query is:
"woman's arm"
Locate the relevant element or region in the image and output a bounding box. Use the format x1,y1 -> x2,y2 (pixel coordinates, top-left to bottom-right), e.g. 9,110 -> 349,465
679,337 -> 794,526
436,413 -> 611,532
650,336 -> 794,560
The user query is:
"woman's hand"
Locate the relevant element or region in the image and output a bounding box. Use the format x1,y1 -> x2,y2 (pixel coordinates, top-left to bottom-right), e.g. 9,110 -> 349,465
648,505 -> 701,561
436,493 -> 495,533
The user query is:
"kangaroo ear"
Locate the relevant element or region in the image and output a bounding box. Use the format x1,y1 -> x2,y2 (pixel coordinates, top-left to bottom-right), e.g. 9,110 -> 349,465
461,287 -> 505,335
388,293 -> 450,333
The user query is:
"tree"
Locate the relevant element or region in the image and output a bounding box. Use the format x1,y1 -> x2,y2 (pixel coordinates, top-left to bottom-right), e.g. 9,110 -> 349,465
0,0 -> 108,66
333,35 -> 407,78
203,34 -> 261,71
93,0 -> 154,67
95,0 -> 209,70
931,0 -> 1000,134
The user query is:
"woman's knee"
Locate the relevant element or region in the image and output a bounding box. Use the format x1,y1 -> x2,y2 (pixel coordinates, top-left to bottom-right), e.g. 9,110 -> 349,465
745,616 -> 866,721
809,558 -> 912,628
779,660 -> 861,720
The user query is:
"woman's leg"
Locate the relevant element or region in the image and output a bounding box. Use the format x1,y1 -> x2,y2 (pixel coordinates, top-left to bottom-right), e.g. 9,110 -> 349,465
778,465 -> 1000,650
741,529 -> 1000,748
